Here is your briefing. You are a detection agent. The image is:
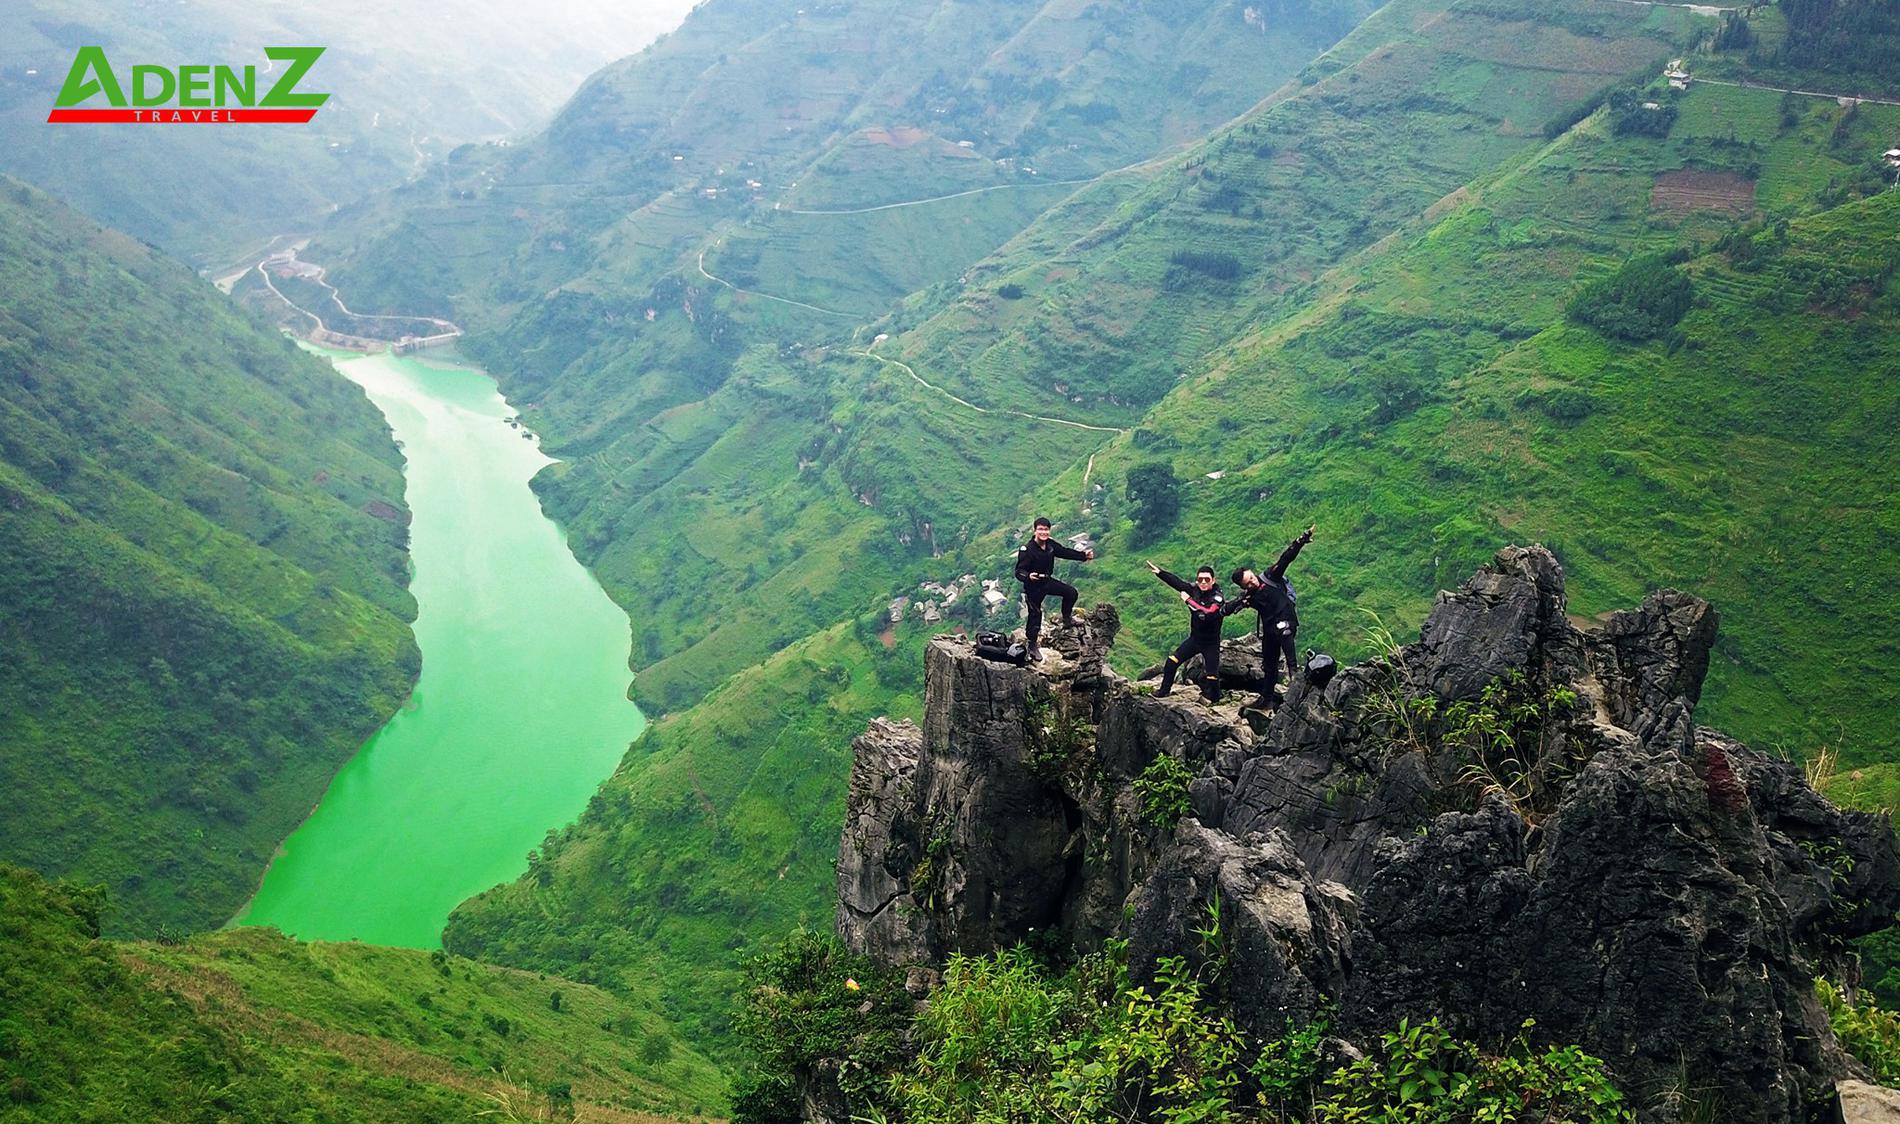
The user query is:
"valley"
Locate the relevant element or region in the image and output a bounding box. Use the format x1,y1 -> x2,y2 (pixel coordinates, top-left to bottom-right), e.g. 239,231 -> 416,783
4,0 -> 1900,1118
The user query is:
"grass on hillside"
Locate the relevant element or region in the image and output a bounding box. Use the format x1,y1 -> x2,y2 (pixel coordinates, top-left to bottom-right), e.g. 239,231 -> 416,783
885,0 -> 1705,421
135,927 -> 728,1119
424,2 -> 1900,1068
0,863 -> 721,1121
0,178 -> 420,935
1066,99 -> 1900,757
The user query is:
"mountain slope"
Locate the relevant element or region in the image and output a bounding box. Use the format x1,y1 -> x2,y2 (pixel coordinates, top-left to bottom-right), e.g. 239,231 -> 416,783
302,0 -> 1384,723
0,863 -> 723,1120
319,0 -> 1378,326
0,177 -> 419,935
426,0 -> 1900,1064
1062,79 -> 1900,754
881,0 -> 1700,420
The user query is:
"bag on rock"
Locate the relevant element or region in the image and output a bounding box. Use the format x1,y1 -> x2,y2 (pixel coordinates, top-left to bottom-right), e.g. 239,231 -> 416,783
975,638 -> 1028,666
1305,650 -> 1337,690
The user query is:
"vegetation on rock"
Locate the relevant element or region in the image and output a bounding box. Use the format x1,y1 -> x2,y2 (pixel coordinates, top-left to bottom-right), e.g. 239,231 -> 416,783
730,933 -> 1631,1124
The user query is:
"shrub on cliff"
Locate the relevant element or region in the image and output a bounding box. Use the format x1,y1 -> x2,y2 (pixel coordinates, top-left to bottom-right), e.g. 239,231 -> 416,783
730,930 -> 910,1123
734,926 -> 1636,1124
1136,755 -> 1196,829
892,941 -> 1260,1124
1313,1017 -> 1631,1124
1817,977 -> 1900,1085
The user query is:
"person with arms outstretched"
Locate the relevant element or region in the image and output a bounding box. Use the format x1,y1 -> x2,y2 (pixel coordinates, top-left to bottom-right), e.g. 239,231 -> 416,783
1228,524 -> 1314,708
1014,517 -> 1094,661
1147,561 -> 1227,702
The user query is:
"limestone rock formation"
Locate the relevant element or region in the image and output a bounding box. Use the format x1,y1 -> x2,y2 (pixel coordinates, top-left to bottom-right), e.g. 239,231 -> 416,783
836,546 -> 1900,1122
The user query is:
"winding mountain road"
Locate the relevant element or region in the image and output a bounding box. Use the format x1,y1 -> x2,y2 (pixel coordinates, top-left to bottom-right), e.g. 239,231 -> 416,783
776,177 -> 1092,216
855,345 -> 1126,436
694,247 -> 857,318
1694,77 -> 1900,108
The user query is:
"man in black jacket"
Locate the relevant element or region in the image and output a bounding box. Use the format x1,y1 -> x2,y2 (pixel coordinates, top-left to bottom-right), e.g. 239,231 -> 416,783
1015,517 -> 1094,661
1228,525 -> 1314,707
1147,561 -> 1226,702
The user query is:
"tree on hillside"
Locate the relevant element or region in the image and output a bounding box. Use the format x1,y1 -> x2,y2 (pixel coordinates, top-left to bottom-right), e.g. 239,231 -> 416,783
1608,90 -> 1677,138
1778,0 -> 1900,87
1566,254 -> 1695,342
1714,11 -> 1755,50
1125,463 -> 1182,544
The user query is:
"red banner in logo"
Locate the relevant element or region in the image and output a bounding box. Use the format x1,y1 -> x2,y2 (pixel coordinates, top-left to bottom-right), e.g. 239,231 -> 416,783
47,108 -> 319,123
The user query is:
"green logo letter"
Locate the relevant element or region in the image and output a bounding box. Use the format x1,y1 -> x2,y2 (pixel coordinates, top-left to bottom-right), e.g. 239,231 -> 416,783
177,64 -> 211,107
131,64 -> 177,107
259,47 -> 329,108
54,46 -> 126,108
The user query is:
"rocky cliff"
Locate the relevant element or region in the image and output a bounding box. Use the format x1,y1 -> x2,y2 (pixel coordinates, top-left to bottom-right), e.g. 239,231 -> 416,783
837,546 -> 1900,1122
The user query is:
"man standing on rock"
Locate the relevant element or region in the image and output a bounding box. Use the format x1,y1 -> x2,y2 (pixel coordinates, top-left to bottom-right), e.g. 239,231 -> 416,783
1229,524 -> 1314,708
1015,517 -> 1094,661
1147,561 -> 1227,702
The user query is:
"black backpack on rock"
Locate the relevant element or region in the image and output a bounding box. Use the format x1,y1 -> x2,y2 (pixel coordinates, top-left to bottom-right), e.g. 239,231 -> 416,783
974,631 -> 1028,666
1305,650 -> 1337,690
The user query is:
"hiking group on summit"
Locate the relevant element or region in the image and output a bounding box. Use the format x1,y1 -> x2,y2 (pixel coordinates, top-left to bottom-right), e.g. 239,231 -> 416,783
1012,516 -> 1317,710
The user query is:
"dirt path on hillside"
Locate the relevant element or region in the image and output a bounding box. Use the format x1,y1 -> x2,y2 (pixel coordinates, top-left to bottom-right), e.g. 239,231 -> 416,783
1695,76 -> 1900,107
855,344 -> 1126,436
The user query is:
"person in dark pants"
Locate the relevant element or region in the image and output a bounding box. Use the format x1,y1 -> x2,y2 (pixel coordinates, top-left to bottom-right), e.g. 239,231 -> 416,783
1228,525 -> 1314,708
1147,561 -> 1226,701
1014,517 -> 1094,661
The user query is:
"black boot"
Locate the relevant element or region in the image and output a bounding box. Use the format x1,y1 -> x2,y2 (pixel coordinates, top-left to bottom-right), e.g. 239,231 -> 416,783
1157,658 -> 1178,697
1201,676 -> 1222,704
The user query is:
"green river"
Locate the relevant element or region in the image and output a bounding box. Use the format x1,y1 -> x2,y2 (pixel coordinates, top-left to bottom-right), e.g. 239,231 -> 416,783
236,349 -> 645,947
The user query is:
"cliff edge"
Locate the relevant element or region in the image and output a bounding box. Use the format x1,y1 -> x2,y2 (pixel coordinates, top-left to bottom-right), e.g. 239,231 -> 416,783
838,546 -> 1900,1122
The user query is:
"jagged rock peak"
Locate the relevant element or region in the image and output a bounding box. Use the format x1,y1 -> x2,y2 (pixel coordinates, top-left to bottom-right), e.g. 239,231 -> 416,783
837,546 -> 1900,1122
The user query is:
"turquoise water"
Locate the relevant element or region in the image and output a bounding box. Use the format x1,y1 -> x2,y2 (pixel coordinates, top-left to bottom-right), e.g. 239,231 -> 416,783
237,350 -> 644,947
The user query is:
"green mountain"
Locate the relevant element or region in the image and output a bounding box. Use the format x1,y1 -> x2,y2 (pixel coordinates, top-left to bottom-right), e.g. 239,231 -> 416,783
0,176 -> 418,936
313,0 -> 1381,717
354,0 -> 1900,1063
276,0 -> 1372,1051
0,863 -> 724,1121
1056,81 -> 1900,752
